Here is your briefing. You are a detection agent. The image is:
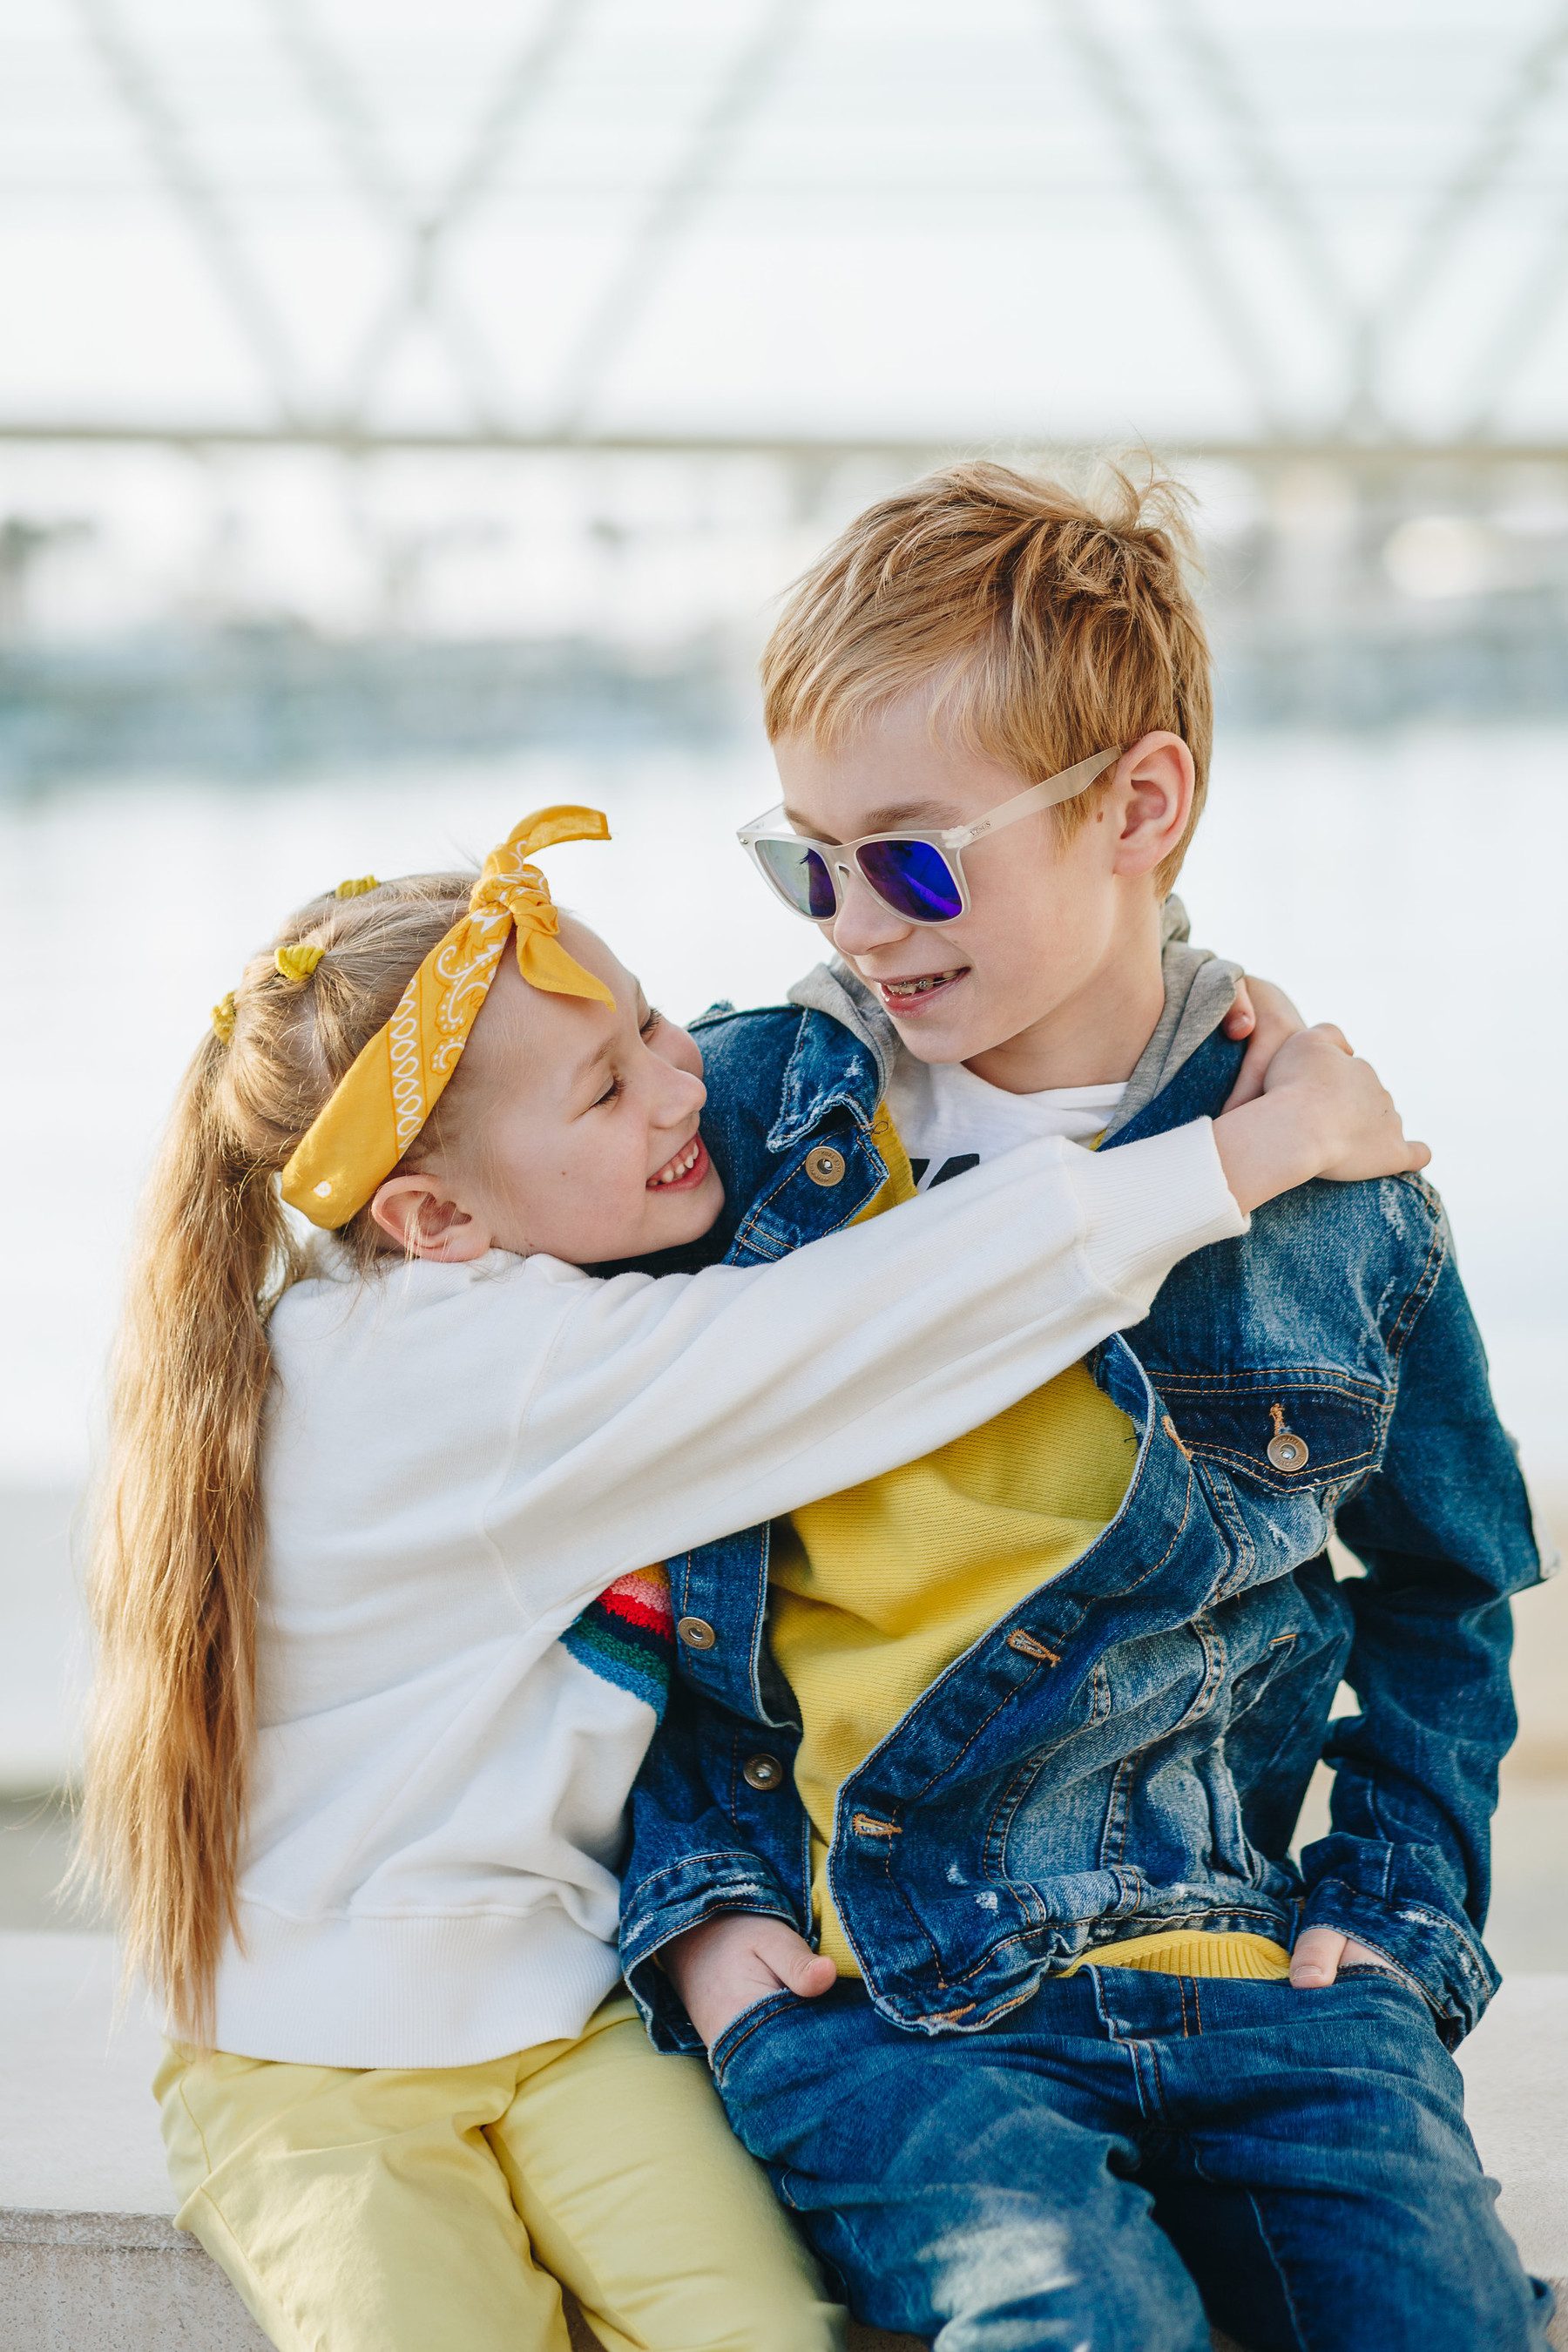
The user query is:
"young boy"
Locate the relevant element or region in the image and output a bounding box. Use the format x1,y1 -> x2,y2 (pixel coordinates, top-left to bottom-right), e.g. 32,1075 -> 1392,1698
619,463 -> 1552,2351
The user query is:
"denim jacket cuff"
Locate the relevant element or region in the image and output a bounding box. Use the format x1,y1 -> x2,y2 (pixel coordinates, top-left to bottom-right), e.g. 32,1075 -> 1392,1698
620,1855 -> 801,2055
1296,1875 -> 1499,2044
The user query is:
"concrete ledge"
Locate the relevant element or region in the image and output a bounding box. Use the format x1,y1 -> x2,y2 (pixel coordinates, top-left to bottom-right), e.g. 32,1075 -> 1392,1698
0,2209 -> 271,2349
3,1936 -> 1564,2351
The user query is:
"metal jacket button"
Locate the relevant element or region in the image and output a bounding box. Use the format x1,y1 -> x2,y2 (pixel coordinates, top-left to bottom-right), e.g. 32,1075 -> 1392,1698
677,1616 -> 717,1652
1267,1405 -> 1309,1472
742,1753 -> 785,1791
804,1146 -> 845,1186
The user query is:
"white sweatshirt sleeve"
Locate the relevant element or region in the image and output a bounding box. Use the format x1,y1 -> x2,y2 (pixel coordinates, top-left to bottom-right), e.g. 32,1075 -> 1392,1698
494,1119 -> 1245,1625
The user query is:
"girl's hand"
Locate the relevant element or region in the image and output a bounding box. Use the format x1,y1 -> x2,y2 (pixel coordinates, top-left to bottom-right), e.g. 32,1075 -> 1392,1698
1212,1025 -> 1430,1214
1290,1928 -> 1400,1988
665,1911 -> 836,2050
1221,976 -> 1307,1111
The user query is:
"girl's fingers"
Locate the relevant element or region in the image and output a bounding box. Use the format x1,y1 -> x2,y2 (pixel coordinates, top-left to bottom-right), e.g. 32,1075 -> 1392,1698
1221,977 -> 1308,1111
1222,977 -> 1258,1039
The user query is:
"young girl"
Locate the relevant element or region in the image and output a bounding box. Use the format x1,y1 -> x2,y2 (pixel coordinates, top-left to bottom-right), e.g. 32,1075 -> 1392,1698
82,808 -> 1414,2352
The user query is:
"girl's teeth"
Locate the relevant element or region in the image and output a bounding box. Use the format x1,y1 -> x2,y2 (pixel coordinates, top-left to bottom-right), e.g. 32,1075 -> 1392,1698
652,1142 -> 700,1185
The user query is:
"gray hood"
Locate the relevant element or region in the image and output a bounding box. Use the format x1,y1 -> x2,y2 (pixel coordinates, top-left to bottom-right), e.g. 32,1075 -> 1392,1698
785,895 -> 1241,1139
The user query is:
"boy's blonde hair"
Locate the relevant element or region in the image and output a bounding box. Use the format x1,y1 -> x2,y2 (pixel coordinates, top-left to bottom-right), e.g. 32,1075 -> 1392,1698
761,458 -> 1213,893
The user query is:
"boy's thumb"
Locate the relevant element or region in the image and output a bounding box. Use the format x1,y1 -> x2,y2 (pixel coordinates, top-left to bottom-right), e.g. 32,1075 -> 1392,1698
748,1919 -> 840,2000
788,1951 -> 839,1999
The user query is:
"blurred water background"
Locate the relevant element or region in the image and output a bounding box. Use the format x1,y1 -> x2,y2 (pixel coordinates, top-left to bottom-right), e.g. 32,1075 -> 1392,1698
2,0 -> 1565,1962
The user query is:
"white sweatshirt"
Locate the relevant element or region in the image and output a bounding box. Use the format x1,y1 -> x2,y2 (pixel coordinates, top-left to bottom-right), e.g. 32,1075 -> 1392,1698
216,1121 -> 1244,2067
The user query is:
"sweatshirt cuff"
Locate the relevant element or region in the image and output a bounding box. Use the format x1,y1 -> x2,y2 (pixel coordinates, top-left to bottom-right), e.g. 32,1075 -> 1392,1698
1076,1119 -> 1247,1307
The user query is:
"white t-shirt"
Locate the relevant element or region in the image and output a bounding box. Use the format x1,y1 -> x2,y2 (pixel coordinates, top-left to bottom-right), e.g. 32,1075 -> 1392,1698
885,1046 -> 1127,1192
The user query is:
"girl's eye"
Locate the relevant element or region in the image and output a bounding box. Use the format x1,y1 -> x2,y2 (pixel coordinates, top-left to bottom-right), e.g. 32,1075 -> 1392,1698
640,1006 -> 663,1038
593,1074 -> 625,1109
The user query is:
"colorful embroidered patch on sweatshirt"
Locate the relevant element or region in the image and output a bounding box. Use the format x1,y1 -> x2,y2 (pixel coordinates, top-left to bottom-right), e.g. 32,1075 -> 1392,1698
561,1565 -> 674,1718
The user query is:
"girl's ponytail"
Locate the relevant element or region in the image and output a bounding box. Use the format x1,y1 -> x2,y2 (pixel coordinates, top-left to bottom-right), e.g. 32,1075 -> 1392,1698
80,873 -> 474,2041
82,1029 -> 297,2042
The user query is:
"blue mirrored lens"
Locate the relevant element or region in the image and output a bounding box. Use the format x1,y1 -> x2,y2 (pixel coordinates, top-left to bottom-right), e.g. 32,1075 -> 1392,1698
757,838 -> 837,919
858,837 -> 963,922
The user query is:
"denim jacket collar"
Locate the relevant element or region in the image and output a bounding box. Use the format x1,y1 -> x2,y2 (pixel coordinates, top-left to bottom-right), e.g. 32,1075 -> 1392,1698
767,985 -> 885,1152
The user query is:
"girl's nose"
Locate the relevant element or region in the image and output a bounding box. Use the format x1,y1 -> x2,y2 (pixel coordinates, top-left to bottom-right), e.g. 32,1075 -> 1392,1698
657,1060 -> 706,1125
828,864 -> 914,959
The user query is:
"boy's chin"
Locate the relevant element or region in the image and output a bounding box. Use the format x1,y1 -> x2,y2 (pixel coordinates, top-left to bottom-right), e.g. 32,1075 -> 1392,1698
887,1000 -> 991,1064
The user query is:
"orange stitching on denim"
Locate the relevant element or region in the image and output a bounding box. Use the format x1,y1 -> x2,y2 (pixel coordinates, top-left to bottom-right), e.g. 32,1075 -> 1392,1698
1154,1368 -> 1385,1404
933,1900 -> 1289,1990
1384,1206 -> 1446,1363
1188,1440 -> 1377,1485
733,1130 -> 883,1254
714,1997 -> 792,2076
1117,1460 -> 1196,1597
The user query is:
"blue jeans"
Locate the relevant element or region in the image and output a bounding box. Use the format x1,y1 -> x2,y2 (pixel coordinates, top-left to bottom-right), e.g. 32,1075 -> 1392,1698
707,1969 -> 1552,2352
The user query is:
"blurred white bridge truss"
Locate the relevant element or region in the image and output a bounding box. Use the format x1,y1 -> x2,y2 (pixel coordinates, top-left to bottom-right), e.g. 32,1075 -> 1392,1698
3,0 -> 1568,459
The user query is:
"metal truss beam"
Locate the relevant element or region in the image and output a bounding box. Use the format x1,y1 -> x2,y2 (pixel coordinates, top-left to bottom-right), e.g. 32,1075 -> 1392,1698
259,0 -> 515,429
1042,0 -> 1291,436
1463,191 -> 1568,436
1348,0 -> 1568,429
71,0 -> 307,423
334,0 -> 586,429
547,0 -> 808,435
1155,0 -> 1358,348
0,420 -> 1562,468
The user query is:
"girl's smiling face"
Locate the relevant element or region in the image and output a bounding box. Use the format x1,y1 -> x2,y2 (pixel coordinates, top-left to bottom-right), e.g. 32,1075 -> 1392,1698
369,917 -> 724,1266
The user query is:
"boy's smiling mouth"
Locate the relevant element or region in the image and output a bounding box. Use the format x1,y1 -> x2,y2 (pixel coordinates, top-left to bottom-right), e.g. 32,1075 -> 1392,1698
870,966 -> 970,1015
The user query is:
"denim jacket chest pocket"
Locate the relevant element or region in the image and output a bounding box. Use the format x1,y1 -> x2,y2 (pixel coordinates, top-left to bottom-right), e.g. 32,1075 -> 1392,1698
1154,1370 -> 1390,1573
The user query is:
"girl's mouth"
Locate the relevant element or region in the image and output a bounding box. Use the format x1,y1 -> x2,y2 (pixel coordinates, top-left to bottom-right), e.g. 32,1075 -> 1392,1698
646,1134 -> 710,1192
875,968 -> 969,1016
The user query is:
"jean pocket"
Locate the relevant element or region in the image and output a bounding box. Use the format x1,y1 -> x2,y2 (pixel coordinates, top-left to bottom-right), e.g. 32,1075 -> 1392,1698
1329,1962 -> 1443,2023
708,1987 -> 801,2085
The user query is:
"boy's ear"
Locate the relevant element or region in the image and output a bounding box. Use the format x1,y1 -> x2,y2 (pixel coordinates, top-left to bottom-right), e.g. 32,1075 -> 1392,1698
369,1173 -> 492,1261
1111,733 -> 1195,878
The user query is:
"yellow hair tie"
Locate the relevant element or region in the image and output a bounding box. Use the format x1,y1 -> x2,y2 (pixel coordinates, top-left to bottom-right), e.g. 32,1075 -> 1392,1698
280,806 -> 612,1229
335,875 -> 378,899
211,991 -> 237,1044
276,942 -> 326,983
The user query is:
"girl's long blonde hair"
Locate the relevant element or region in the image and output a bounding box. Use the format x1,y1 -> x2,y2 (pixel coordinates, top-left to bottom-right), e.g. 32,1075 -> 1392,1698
81,871 -> 475,2042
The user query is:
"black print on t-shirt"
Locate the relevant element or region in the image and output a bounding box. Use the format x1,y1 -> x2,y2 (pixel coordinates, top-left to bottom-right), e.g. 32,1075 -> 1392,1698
910,1153 -> 982,1191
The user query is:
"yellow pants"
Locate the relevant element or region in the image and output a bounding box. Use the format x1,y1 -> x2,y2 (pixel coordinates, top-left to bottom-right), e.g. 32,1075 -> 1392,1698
156,1993 -> 842,2352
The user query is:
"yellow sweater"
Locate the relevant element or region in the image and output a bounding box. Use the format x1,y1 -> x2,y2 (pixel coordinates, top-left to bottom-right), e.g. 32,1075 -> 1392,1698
767,1106 -> 1289,1986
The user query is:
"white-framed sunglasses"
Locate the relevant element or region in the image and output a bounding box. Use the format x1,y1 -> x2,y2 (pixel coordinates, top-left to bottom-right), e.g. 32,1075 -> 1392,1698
737,746 -> 1123,927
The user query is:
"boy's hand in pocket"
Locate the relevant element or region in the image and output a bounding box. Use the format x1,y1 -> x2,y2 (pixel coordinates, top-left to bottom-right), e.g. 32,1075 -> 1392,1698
1290,1928 -> 1400,1987
665,1912 -> 836,2050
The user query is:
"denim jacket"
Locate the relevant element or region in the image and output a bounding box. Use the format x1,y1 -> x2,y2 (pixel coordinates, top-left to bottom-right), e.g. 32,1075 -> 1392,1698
619,957 -> 1548,2053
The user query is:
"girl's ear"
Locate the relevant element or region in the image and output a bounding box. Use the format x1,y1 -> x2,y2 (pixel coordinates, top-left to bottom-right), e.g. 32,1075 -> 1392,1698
370,1173 -> 493,1261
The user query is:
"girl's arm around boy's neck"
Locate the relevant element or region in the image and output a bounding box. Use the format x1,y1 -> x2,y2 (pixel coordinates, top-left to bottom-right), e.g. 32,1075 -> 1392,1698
1210,1024 -> 1429,1215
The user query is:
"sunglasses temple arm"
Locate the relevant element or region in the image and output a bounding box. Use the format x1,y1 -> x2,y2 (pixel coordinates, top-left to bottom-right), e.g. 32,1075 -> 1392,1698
944,747 -> 1123,848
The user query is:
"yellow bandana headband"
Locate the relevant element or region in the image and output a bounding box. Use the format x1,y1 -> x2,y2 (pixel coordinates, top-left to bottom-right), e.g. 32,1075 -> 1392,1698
279,805 -> 613,1229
